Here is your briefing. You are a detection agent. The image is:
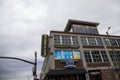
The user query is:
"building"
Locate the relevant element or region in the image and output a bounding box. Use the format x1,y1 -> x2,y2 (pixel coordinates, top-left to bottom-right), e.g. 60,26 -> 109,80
40,19 -> 120,80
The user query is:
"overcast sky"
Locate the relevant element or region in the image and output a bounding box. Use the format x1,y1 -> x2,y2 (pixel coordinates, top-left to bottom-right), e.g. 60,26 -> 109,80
0,0 -> 120,80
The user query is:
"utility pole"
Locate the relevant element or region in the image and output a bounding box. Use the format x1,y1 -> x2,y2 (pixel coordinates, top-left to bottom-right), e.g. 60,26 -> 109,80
34,51 -> 37,79
0,51 -> 37,80
106,27 -> 119,80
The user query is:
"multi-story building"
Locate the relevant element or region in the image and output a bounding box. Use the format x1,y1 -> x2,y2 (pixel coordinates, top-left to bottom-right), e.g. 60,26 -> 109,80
40,19 -> 120,80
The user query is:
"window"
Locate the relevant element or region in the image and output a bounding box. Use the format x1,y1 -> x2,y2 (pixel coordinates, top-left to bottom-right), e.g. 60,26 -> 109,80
72,24 -> 99,34
104,38 -> 110,46
63,50 -> 73,59
72,36 -> 78,45
109,51 -> 120,61
88,37 -> 97,45
84,51 -> 92,62
54,50 -> 63,59
96,38 -> 103,46
100,51 -> 109,62
109,51 -> 116,61
54,50 -> 81,60
62,35 -> 71,44
84,50 -> 108,63
116,51 -> 120,61
92,51 -> 102,62
110,38 -> 118,46
81,37 -> 88,45
81,37 -> 103,46
54,35 -> 61,44
104,38 -> 120,46
54,35 -> 79,45
73,50 -> 81,59
116,39 -> 120,46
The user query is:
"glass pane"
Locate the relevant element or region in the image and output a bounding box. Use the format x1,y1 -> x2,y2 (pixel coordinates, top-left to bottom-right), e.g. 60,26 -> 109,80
96,38 -> 103,46
109,51 -> 115,61
110,38 -> 118,46
92,51 -> 102,62
73,51 -> 80,59
116,39 -> 120,46
63,50 -> 73,59
62,35 -> 71,44
88,37 -> 97,45
81,37 -> 88,45
104,38 -> 110,46
84,50 -> 92,62
72,36 -> 78,44
54,35 -> 60,44
101,51 -> 108,62
116,51 -> 120,61
54,50 -> 62,59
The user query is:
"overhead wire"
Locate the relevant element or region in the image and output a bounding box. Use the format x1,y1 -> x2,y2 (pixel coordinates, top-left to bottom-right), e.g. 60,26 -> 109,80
110,28 -> 120,35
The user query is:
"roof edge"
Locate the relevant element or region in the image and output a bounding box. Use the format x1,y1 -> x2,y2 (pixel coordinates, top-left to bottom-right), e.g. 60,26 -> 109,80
64,19 -> 99,32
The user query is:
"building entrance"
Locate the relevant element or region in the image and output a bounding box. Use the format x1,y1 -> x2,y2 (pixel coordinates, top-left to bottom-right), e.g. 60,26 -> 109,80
48,74 -> 86,80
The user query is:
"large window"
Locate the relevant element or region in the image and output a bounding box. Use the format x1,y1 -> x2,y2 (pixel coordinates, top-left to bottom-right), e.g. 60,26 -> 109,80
104,38 -> 110,46
116,51 -> 120,61
84,51 -> 92,62
54,50 -> 81,59
54,35 -> 79,45
72,36 -> 78,45
63,50 -> 72,59
81,37 -> 88,45
84,50 -> 109,63
92,51 -> 102,62
116,39 -> 120,46
73,50 -> 81,59
104,38 -> 120,46
81,37 -> 103,46
88,37 -> 97,45
72,24 -> 99,34
54,35 -> 61,44
96,38 -> 103,45
110,38 -> 118,46
109,51 -> 120,61
101,51 -> 109,62
62,35 -> 71,44
54,50 -> 63,59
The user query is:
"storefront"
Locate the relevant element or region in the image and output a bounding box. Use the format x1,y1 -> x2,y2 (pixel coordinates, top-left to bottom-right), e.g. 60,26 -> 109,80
45,69 -> 86,80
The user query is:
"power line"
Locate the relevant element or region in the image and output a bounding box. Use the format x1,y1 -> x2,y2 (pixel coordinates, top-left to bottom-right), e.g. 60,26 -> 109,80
110,28 -> 120,34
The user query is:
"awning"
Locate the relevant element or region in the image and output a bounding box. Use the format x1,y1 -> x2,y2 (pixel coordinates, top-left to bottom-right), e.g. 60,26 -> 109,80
46,69 -> 87,76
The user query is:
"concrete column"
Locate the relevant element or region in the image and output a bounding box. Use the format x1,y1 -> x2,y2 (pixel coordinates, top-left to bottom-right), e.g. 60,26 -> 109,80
85,73 -> 90,80
79,36 -> 90,80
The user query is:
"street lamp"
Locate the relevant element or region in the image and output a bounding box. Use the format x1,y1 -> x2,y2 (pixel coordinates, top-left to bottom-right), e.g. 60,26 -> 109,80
106,27 -> 119,80
106,27 -> 119,67
106,27 -> 111,35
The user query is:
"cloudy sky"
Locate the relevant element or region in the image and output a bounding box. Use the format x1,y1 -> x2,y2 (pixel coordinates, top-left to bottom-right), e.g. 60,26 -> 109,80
0,0 -> 120,80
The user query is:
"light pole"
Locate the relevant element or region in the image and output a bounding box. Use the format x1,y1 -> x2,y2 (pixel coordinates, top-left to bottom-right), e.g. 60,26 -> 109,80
34,51 -> 37,78
106,27 -> 119,80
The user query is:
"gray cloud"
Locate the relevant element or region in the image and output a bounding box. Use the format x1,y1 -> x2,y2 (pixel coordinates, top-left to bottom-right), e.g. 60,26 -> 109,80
0,0 -> 120,80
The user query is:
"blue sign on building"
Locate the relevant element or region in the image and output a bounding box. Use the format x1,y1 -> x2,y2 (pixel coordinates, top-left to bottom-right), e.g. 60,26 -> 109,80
65,59 -> 76,69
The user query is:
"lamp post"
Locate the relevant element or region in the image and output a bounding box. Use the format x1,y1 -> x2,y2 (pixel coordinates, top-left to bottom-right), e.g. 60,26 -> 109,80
106,27 -> 119,80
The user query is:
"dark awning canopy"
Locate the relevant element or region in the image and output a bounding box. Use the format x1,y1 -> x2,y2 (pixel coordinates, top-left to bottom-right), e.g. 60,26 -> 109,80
46,69 -> 87,76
